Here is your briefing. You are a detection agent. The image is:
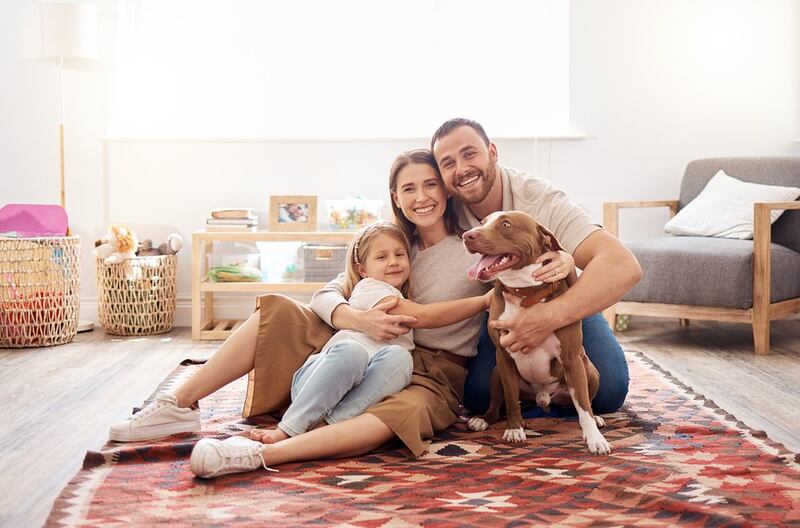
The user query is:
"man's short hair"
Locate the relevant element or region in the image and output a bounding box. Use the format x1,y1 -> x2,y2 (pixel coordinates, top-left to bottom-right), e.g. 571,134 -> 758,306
430,118 -> 490,150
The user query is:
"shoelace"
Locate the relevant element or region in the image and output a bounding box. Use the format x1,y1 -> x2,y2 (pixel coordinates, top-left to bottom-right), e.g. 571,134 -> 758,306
216,444 -> 278,476
130,397 -> 170,422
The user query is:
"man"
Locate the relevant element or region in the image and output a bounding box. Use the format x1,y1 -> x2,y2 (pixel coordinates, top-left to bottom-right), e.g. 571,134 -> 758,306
429,117 -> 642,413
431,119 -> 640,352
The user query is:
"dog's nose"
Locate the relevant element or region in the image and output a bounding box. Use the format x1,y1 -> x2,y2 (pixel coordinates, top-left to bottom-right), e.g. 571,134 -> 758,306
463,230 -> 478,242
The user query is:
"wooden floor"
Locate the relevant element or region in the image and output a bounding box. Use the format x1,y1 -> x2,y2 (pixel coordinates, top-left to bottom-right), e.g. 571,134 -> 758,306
615,317 -> 800,454
0,328 -> 218,528
0,318 -> 798,528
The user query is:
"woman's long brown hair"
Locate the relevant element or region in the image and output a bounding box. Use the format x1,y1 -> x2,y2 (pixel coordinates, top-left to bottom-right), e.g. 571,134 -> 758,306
388,148 -> 460,246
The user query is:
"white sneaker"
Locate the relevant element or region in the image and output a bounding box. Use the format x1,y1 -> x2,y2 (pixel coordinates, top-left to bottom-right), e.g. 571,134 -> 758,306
190,436 -> 277,479
109,393 -> 200,442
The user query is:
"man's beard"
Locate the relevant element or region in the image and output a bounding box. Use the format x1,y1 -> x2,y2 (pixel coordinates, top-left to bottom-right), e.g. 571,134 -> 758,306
453,159 -> 497,204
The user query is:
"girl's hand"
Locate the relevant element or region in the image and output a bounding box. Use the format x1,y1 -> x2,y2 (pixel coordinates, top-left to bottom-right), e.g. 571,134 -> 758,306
533,250 -> 574,283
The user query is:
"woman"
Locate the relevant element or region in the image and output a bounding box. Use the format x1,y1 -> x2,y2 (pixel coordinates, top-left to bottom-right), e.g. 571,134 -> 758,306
110,149 -> 575,478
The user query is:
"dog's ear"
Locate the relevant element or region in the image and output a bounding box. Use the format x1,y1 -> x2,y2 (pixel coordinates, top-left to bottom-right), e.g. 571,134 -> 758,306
536,224 -> 564,253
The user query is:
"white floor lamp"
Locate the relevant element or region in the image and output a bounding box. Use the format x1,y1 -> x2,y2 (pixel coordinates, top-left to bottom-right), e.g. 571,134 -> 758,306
33,2 -> 98,332
34,1 -> 98,210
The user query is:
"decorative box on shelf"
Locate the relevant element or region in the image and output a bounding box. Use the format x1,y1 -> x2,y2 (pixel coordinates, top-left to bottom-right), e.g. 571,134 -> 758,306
192,229 -> 355,340
326,197 -> 382,230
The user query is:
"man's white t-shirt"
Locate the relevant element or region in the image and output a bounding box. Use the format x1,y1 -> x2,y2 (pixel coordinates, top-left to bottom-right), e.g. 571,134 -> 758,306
318,277 -> 414,359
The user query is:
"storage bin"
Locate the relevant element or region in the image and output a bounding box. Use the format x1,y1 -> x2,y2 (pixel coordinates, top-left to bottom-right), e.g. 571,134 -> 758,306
96,255 -> 176,335
257,242 -> 302,282
297,243 -> 348,282
207,253 -> 260,269
0,236 -> 81,348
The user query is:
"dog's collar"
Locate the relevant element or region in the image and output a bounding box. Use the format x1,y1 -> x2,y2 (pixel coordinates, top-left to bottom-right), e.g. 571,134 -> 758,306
499,281 -> 561,308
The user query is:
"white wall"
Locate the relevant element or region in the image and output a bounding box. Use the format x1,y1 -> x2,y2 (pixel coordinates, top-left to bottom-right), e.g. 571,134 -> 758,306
1,0 -> 110,318
3,0 -> 799,325
561,0 -> 800,239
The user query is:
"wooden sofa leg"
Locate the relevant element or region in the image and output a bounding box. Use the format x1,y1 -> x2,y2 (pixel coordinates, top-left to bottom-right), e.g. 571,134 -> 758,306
752,313 -> 770,355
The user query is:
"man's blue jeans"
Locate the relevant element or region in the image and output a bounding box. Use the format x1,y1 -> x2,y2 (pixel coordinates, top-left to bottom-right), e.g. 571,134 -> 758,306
463,313 -> 629,417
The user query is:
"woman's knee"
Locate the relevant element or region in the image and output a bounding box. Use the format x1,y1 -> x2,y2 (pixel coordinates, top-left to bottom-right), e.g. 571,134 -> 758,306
257,294 -> 316,324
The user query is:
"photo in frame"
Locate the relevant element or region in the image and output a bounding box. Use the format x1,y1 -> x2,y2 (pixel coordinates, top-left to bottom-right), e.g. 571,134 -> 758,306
269,195 -> 317,232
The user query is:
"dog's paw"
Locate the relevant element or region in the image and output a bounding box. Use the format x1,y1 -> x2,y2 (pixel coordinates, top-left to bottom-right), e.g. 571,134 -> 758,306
502,427 -> 526,443
467,417 -> 488,431
586,431 -> 612,455
594,415 -> 606,428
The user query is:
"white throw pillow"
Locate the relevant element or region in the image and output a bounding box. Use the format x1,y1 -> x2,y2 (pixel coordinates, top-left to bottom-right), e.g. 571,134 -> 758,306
664,170 -> 800,239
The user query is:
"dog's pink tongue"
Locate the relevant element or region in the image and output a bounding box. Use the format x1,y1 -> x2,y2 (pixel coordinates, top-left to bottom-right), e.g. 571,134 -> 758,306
467,260 -> 479,280
466,254 -> 499,281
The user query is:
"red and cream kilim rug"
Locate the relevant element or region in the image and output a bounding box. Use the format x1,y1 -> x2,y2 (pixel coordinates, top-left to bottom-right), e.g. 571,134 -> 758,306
47,352 -> 800,527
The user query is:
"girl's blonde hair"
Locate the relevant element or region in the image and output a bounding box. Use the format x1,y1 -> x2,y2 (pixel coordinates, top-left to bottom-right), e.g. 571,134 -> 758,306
343,221 -> 412,299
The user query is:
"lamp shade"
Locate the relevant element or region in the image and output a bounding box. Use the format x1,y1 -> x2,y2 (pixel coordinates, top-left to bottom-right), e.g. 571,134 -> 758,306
36,2 -> 98,65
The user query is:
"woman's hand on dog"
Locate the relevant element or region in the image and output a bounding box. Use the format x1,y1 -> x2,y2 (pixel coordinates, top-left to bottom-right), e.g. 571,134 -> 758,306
533,250 -> 574,283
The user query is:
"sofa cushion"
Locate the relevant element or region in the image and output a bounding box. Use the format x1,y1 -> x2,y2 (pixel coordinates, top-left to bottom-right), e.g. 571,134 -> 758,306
680,158 -> 800,253
666,170 -> 800,239
623,236 -> 800,309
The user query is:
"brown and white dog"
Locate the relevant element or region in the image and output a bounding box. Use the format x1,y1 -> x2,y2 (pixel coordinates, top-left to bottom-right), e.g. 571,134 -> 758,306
463,211 -> 611,454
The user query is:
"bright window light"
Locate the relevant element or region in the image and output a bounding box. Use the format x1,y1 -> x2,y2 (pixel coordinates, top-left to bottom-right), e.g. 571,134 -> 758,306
109,0 -> 570,138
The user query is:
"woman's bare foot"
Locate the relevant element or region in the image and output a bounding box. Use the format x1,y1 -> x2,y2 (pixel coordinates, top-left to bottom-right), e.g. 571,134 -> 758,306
249,427 -> 289,444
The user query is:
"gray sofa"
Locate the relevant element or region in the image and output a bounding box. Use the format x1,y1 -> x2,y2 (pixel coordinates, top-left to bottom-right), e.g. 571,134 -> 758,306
604,157 -> 800,355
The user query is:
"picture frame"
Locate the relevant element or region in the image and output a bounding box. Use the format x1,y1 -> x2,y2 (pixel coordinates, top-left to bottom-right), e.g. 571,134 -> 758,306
269,195 -> 318,232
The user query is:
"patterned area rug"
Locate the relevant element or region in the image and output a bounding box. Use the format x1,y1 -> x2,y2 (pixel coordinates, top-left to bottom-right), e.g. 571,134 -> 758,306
47,352 -> 800,527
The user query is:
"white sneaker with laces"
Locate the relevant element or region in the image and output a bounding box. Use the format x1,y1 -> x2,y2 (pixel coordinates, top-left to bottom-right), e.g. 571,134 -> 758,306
190,436 -> 277,479
109,393 -> 200,442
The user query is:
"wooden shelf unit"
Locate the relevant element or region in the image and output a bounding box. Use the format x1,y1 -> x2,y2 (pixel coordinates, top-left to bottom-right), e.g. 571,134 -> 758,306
192,229 -> 354,340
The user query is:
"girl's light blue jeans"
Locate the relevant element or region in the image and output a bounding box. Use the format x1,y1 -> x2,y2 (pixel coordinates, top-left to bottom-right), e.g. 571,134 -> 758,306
278,339 -> 413,437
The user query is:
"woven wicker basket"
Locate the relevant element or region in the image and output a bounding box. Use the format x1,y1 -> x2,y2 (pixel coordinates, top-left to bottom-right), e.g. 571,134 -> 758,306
0,237 -> 81,348
96,255 -> 177,336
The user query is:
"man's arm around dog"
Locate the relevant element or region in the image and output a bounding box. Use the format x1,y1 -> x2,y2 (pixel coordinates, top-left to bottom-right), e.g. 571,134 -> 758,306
492,230 -> 642,352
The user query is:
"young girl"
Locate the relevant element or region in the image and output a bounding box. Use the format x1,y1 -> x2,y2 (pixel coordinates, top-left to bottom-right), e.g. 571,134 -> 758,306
254,220 -> 492,444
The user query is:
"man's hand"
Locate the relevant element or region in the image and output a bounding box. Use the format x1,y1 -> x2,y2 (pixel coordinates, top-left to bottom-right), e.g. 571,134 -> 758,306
490,292 -> 560,353
356,297 -> 417,341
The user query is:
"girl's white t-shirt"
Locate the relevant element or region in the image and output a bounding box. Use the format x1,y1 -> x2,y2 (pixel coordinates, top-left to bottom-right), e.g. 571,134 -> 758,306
317,277 -> 414,359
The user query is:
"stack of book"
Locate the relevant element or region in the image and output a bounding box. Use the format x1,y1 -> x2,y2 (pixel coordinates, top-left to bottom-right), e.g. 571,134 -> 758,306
206,208 -> 258,231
